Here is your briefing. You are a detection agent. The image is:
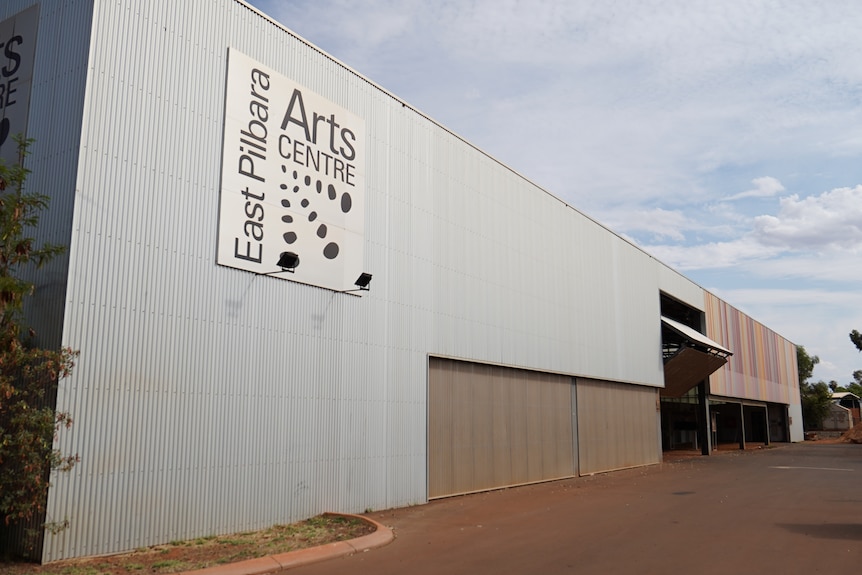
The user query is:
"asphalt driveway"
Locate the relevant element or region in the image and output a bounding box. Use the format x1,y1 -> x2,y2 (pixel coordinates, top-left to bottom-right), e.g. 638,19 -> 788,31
292,443 -> 862,574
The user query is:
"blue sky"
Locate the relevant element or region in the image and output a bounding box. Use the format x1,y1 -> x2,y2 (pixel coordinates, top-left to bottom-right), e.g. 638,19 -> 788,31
247,0 -> 862,385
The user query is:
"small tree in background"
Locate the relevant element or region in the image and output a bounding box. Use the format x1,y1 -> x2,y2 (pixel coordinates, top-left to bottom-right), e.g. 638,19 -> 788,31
0,135 -> 78,554
796,345 -> 831,431
796,345 -> 819,385
846,331 -> 862,397
833,332 -> 862,396
847,371 -> 862,397
800,381 -> 832,431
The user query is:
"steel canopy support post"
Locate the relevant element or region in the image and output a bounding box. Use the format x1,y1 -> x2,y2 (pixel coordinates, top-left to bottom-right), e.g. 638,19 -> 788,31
698,381 -> 711,455
739,403 -> 746,450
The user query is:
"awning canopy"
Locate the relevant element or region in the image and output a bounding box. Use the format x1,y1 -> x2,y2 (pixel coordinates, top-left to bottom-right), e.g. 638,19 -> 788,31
661,317 -> 732,398
661,316 -> 732,356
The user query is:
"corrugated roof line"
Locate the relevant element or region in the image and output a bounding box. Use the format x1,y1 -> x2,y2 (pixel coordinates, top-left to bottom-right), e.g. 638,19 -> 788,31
233,2 -> 787,342
232,4 -> 646,252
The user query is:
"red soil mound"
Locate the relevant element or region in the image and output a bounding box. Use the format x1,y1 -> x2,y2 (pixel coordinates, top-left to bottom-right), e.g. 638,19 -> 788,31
839,421 -> 862,444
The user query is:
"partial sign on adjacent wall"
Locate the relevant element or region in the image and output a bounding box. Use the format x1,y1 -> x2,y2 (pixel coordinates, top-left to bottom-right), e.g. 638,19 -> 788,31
218,48 -> 365,292
0,4 -> 39,165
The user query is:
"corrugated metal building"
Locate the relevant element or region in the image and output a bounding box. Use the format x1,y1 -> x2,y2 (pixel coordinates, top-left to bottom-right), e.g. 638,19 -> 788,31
0,0 -> 802,562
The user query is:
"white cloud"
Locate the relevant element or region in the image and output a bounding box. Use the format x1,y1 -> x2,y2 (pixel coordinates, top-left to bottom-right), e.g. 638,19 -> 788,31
643,238 -> 782,270
753,185 -> 862,251
703,202 -> 749,230
740,252 -> 862,283
605,207 -> 730,243
255,0 -> 862,221
724,176 -> 785,201
643,184 -> 862,272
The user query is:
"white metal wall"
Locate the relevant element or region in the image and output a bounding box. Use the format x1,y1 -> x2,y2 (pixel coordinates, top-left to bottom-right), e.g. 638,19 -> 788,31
658,265 -> 705,313
35,0 -> 705,560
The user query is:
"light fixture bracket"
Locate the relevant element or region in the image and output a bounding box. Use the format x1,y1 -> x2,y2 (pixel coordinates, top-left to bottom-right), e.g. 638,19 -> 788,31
341,272 -> 373,293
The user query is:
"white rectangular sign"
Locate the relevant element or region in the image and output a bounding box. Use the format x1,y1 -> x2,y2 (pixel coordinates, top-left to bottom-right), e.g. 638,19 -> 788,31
218,49 -> 365,292
0,4 -> 39,164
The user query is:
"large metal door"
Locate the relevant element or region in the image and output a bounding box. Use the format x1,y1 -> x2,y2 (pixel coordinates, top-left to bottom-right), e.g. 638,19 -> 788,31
576,379 -> 661,475
428,357 -> 576,498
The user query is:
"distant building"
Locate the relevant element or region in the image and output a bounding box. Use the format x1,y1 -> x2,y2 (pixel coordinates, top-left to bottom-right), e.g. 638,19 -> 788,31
825,392 -> 861,431
1,0 -> 802,562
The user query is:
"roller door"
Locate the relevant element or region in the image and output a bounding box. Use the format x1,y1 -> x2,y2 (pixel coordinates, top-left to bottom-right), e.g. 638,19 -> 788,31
428,357 -> 576,498
577,379 -> 661,475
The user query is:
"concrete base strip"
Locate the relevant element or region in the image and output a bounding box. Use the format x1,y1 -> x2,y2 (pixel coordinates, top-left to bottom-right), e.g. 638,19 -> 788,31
179,514 -> 394,575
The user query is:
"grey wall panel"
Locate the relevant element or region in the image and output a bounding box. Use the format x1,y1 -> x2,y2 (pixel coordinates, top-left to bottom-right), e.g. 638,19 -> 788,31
1,0 -> 94,350
36,0 -> 688,560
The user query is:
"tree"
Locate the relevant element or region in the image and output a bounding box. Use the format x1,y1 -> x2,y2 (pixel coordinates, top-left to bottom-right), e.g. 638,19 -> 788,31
848,333 -> 862,397
834,371 -> 862,397
0,135 -> 78,553
796,345 -> 819,385
800,381 -> 832,431
796,345 -> 831,431
849,371 -> 862,397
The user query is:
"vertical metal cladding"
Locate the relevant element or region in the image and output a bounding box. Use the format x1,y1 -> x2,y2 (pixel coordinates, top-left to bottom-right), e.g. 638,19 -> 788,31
1,0 -> 94,349
25,0 -> 789,562
704,292 -> 800,405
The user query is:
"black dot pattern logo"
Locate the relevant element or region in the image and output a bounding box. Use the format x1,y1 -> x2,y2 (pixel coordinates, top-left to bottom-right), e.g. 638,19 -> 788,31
279,165 -> 354,264
218,52 -> 365,292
